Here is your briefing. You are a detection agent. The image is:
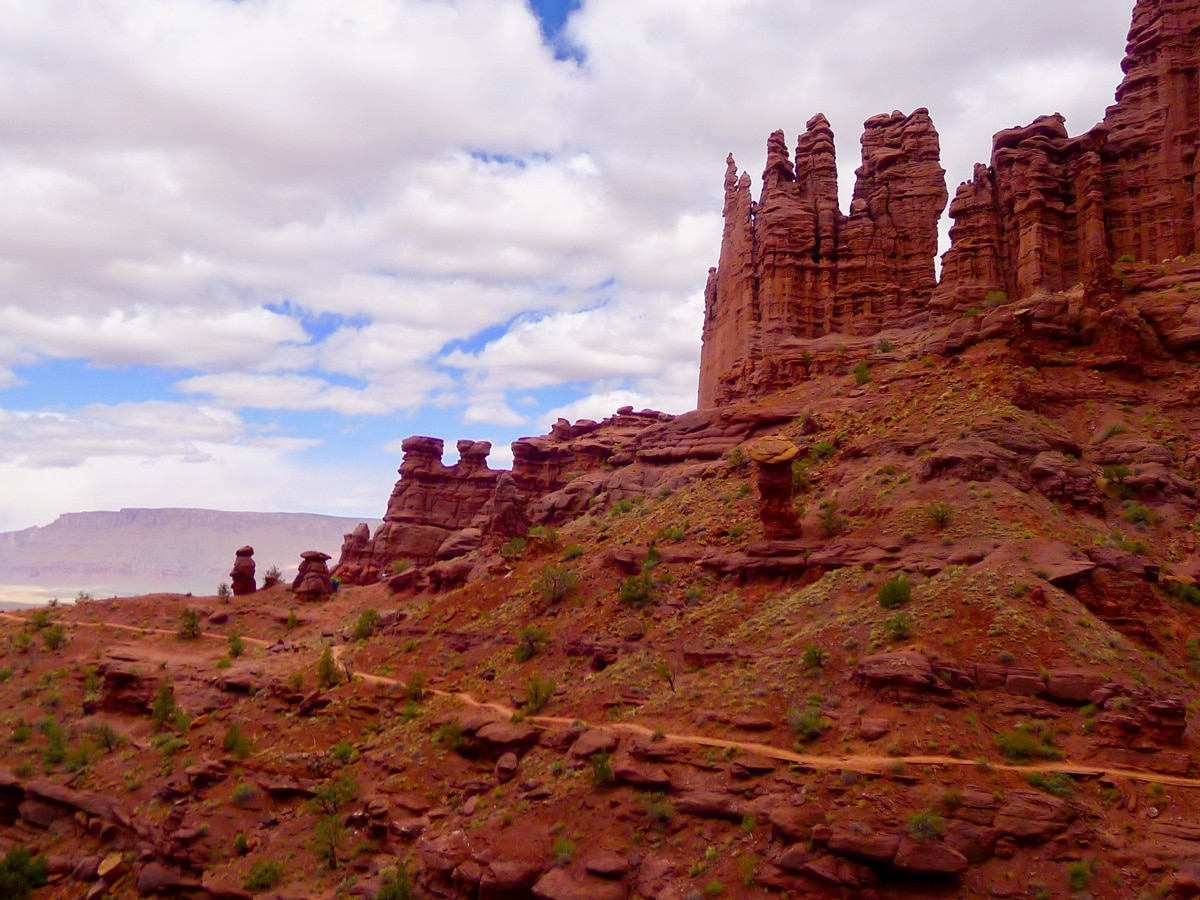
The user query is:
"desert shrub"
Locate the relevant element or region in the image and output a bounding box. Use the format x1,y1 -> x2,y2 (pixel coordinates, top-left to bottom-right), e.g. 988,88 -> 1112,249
397,672 -> 423,704
996,724 -> 1063,763
527,525 -> 558,547
223,723 -> 253,760
811,440 -> 837,461
642,545 -> 662,571
309,771 -> 358,816
227,632 -> 245,658
375,865 -> 414,900
514,626 -> 550,663
216,582 -> 231,600
150,681 -> 178,731
88,720 -> 124,752
877,574 -> 911,609
1067,860 -> 1092,891
243,860 -> 284,891
285,609 -> 299,630
390,558 -> 411,576
1099,423 -> 1128,443
1026,771 -> 1074,798
876,338 -> 894,352
591,750 -> 614,788
818,500 -> 847,537
642,792 -> 675,825
354,608 -> 381,640
801,644 -> 827,670
1124,502 -> 1152,525
726,446 -> 749,471
560,544 -> 584,562
925,501 -> 953,529
884,611 -> 912,641
317,646 -> 340,689
853,360 -> 871,386
231,782 -> 258,807
177,608 -> 202,640
788,703 -> 831,743
0,847 -> 48,900
523,675 -> 555,714
907,811 -> 946,843
435,720 -> 466,755
264,564 -> 282,582
618,573 -> 655,608
791,458 -> 811,494
984,290 -> 1009,306
1169,581 -> 1200,606
552,838 -> 576,867
611,499 -> 634,515
655,524 -> 686,543
499,537 -> 527,558
536,565 -> 579,604
234,832 -> 249,856
41,624 -> 66,651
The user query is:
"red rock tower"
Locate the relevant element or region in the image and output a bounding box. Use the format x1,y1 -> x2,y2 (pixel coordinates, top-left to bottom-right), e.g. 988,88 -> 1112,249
699,110 -> 948,407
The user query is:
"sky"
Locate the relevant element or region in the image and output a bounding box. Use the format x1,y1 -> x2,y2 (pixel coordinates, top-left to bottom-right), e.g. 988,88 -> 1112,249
0,0 -> 1136,532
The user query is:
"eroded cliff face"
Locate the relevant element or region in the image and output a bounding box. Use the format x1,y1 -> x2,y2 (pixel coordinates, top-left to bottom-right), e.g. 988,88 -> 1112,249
698,110 -> 947,407
701,0 -> 1200,406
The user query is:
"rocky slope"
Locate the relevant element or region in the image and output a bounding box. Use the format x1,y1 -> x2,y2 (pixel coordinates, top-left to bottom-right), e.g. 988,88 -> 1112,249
2,0 -> 1200,898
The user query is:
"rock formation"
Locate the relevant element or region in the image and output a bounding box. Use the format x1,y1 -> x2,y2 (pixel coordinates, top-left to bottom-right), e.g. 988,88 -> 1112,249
748,436 -> 802,539
699,109 -> 948,406
228,545 -> 255,596
291,550 -> 334,602
700,0 -> 1200,406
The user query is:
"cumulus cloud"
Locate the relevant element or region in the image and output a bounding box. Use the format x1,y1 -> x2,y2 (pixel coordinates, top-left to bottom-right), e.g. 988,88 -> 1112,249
0,0 -> 1139,531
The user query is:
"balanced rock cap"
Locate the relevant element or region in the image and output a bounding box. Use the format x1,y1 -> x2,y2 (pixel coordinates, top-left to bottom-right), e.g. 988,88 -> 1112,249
747,436 -> 801,465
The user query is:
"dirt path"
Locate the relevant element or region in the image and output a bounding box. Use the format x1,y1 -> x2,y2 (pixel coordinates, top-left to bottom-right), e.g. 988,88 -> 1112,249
329,645 -> 1200,789
3,609 -> 1193,790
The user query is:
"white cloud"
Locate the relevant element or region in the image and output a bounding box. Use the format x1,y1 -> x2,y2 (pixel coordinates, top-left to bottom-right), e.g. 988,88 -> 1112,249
0,0 -> 1141,532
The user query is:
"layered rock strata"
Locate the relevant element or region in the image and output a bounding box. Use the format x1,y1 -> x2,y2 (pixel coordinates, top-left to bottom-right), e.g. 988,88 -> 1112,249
700,0 -> 1200,406
700,110 -> 947,406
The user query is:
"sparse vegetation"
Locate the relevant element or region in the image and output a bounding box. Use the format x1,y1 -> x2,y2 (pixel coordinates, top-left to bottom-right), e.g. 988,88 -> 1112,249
907,811 -> 946,842
997,724 -> 1063,763
317,645 -> 340,689
243,860 -> 284,891
877,573 -> 911,609
354,608 -> 382,640
788,702 -> 831,744
514,626 -> 550,662
535,565 -> 579,604
523,674 -> 555,714
177,607 -> 202,639
853,360 -> 871,386
884,611 -> 912,641
0,847 -> 48,900
925,501 -> 953,529
618,573 -> 655,608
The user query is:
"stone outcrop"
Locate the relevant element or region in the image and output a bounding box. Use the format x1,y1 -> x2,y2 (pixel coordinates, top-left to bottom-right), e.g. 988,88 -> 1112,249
291,550 -> 334,602
700,0 -> 1200,406
228,545 -> 255,596
699,109 -> 947,406
748,435 -> 802,539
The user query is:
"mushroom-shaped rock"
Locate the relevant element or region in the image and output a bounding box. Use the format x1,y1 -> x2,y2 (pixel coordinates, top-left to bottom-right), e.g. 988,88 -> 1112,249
747,437 -> 802,539
229,545 -> 256,595
292,550 -> 335,602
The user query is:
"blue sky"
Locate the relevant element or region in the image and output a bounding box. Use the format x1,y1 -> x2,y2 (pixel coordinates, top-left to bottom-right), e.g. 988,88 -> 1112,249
0,0 -> 1134,531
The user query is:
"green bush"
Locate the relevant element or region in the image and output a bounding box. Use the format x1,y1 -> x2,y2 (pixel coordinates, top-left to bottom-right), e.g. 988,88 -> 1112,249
876,338 -> 894,352
984,290 -> 1009,307
811,440 -> 837,461
618,573 -> 655,608
317,645 -> 340,689
354,608 -> 381,640
853,360 -> 871,386
1026,771 -> 1074,798
390,558 -> 411,575
591,750 -> 614,788
788,703 -> 830,743
1067,860 -> 1092,891
228,632 -> 245,658
907,811 -> 946,842
243,860 -> 284,891
41,624 -> 66,651
500,537 -> 527,558
514,626 -> 550,662
223,723 -> 253,759
177,608 -> 202,639
1168,581 -> 1200,606
150,681 -> 178,731
535,565 -> 579,604
435,720 -> 466,755
818,500 -> 847,537
925,501 -> 953,529
560,544 -> 584,562
375,865 -> 414,900
309,771 -> 359,816
231,782 -> 258,807
612,499 -> 634,515
0,847 -> 48,900
310,815 -> 345,868
1124,502 -> 1152,525
885,611 -> 912,641
877,574 -> 911,609
655,524 -> 686,543
523,675 -> 555,714
801,644 -> 827,670
552,838 -> 576,867
234,832 -> 249,856
996,725 -> 1063,763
